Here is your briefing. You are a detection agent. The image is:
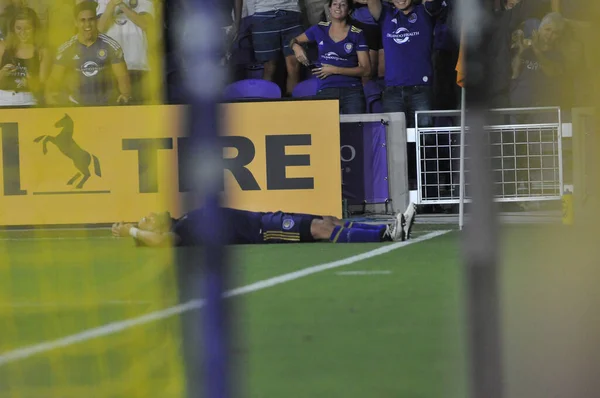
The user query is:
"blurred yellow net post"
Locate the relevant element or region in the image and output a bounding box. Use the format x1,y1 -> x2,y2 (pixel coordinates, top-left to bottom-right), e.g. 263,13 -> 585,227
0,1 -> 189,397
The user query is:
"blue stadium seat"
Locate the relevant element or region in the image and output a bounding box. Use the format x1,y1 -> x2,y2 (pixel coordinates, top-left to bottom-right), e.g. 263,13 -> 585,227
223,79 -> 282,100
291,78 -> 318,98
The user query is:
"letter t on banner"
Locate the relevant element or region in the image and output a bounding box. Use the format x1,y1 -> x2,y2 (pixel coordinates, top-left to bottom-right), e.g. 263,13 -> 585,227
174,1 -> 231,398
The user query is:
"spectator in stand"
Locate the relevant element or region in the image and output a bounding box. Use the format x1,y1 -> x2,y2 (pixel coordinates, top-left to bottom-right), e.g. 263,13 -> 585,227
0,6 -> 49,106
97,0 -> 154,104
234,0 -> 303,96
291,0 -> 370,114
365,0 -> 441,127
510,14 -> 563,112
45,1 -> 131,106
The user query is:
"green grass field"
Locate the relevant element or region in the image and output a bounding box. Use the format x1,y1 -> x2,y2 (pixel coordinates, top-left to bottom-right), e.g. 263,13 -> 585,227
0,222 -> 586,398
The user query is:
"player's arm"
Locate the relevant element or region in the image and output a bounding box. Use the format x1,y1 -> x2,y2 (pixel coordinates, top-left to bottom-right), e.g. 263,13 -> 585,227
112,61 -> 132,103
112,222 -> 179,247
365,0 -> 383,22
109,45 -> 132,103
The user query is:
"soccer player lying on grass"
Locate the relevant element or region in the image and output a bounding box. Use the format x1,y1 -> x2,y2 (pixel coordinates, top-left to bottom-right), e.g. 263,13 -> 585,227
111,203 -> 417,247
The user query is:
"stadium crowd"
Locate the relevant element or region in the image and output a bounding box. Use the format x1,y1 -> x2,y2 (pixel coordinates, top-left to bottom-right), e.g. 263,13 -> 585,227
0,0 -> 591,120
0,0 -> 156,106
221,0 -> 591,123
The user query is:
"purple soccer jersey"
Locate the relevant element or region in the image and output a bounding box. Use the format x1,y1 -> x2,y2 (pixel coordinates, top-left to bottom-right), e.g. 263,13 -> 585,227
304,22 -> 369,90
378,2 -> 438,87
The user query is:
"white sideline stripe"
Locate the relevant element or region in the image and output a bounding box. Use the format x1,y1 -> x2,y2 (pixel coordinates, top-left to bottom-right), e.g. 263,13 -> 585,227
0,230 -> 449,367
336,271 -> 392,276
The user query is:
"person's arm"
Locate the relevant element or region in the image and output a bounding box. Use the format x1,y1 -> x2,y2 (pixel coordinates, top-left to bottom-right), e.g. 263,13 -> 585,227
511,51 -> 524,79
112,222 -> 178,247
365,0 -> 383,22
44,64 -> 66,105
97,0 -> 119,33
511,30 -> 527,79
233,0 -> 243,34
290,32 -> 313,66
119,1 -> 153,31
108,43 -> 132,102
112,61 -> 132,103
0,41 -> 13,82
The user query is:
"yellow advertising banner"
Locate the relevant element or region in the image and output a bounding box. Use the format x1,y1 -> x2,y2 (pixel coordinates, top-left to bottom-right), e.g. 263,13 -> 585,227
0,101 -> 342,226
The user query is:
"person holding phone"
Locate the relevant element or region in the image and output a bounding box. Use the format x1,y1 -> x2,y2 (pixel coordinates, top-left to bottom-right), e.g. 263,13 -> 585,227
290,0 -> 370,114
0,7 -> 50,106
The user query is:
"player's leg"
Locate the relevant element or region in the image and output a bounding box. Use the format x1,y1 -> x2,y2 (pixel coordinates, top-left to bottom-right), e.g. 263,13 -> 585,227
312,218 -> 397,243
327,202 -> 417,241
402,202 -> 417,240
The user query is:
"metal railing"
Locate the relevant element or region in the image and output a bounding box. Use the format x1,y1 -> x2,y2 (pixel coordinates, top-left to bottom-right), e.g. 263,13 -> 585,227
413,107 -> 564,205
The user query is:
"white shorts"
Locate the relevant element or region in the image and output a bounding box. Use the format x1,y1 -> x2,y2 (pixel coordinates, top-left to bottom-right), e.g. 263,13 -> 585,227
0,90 -> 36,106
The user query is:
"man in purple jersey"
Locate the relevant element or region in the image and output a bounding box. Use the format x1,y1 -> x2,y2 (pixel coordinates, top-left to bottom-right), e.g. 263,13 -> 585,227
111,203 -> 417,247
291,0 -> 371,114
45,1 -> 131,106
365,0 -> 442,127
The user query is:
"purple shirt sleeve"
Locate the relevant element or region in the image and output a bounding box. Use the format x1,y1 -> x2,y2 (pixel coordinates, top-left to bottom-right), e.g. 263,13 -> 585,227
108,42 -> 125,65
356,30 -> 369,52
304,25 -> 319,43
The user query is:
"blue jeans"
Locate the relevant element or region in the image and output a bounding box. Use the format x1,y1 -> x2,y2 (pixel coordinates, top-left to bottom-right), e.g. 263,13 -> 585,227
382,85 -> 432,127
317,86 -> 366,114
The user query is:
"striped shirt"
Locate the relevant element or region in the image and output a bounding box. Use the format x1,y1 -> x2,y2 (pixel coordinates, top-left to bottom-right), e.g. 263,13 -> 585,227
55,34 -> 125,105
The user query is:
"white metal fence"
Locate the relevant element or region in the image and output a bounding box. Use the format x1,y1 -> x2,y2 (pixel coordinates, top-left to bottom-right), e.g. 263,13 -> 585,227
411,107 -> 564,205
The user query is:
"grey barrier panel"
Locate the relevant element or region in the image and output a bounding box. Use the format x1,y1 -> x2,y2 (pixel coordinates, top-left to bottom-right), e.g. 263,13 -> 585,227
340,112 -> 408,214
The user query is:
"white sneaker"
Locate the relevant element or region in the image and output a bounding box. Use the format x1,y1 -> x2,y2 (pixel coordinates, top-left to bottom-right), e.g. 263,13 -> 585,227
385,211 -> 405,242
382,213 -> 404,242
403,203 -> 417,240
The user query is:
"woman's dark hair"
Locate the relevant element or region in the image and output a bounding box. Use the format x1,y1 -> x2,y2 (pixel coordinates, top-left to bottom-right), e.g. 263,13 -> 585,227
5,7 -> 41,51
328,0 -> 355,11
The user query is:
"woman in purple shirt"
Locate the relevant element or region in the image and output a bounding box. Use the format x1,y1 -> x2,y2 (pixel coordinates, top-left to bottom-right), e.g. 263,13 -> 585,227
290,0 -> 371,114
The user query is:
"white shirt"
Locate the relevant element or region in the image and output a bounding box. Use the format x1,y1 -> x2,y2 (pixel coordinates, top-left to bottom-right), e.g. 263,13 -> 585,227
96,0 -> 154,71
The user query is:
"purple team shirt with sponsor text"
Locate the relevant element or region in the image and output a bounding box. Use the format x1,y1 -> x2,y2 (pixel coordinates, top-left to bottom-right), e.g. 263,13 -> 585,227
304,22 -> 369,90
